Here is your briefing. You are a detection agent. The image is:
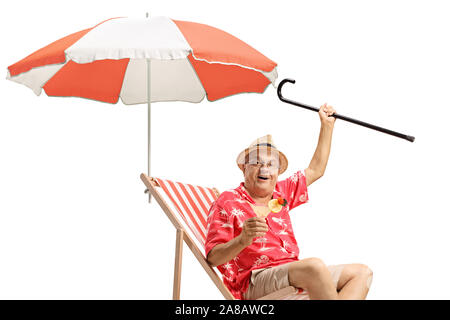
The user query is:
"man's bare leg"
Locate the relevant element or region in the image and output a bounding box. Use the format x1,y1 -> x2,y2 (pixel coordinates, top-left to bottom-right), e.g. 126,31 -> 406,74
336,264 -> 373,300
288,258 -> 338,300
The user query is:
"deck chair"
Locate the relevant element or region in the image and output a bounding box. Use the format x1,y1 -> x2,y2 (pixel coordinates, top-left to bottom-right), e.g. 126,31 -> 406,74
141,173 -> 307,300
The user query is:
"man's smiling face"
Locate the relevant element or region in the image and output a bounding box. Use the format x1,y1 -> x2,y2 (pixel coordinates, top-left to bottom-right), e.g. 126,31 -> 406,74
243,149 -> 280,200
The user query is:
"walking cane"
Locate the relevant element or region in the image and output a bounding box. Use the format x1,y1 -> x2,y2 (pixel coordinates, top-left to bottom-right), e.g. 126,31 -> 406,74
277,78 -> 415,143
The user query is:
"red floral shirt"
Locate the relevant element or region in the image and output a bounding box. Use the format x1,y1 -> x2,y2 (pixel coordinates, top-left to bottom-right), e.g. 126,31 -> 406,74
205,170 -> 309,299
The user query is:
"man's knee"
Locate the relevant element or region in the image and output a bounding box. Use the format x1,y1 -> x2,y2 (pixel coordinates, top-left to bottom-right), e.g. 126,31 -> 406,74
303,258 -> 329,276
348,264 -> 373,288
360,264 -> 373,288
289,257 -> 329,284
354,264 -> 373,279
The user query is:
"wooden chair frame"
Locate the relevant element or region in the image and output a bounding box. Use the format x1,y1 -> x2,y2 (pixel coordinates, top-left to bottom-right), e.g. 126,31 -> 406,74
140,173 -> 299,300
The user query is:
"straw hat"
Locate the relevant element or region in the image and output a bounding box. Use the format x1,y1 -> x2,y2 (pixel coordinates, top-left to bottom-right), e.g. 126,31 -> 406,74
236,134 -> 288,174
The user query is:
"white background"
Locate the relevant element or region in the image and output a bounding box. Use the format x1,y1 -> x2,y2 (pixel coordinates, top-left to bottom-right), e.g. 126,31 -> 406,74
1,0 -> 449,300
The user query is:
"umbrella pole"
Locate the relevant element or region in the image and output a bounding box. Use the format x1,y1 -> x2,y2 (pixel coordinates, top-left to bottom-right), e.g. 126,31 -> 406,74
277,78 -> 415,143
147,58 -> 152,203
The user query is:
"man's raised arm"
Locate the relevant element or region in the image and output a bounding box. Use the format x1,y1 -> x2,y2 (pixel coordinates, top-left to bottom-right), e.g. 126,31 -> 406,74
305,103 -> 336,187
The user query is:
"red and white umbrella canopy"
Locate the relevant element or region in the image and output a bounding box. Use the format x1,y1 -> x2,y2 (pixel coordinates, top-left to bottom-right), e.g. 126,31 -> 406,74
7,16 -> 278,104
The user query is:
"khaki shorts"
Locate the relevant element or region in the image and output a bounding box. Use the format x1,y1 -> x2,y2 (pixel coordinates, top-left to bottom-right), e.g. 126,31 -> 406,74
243,262 -> 345,300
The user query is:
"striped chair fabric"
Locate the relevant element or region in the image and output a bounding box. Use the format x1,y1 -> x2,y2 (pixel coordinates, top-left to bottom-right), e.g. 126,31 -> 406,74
154,177 -> 218,248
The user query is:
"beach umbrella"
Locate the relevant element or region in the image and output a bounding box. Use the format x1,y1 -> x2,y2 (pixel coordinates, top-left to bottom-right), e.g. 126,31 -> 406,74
6,16 -> 278,200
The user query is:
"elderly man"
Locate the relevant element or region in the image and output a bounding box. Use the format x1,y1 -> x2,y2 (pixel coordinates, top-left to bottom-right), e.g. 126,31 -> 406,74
205,103 -> 373,300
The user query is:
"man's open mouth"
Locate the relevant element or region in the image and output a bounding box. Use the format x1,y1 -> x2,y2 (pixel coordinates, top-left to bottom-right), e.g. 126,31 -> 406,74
258,176 -> 269,181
